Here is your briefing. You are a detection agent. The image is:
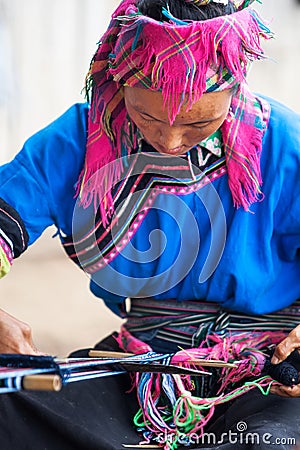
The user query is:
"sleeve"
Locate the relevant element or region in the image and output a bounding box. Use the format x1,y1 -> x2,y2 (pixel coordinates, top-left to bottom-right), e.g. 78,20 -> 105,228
0,103 -> 88,278
269,102 -> 300,262
259,97 -> 300,301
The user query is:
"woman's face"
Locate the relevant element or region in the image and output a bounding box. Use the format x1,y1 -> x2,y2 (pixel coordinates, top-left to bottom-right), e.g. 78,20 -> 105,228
124,86 -> 232,157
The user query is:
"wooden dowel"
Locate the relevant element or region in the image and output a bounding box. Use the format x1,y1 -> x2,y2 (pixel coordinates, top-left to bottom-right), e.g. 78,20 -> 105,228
186,359 -> 237,368
88,351 -> 237,368
22,375 -> 62,392
89,350 -> 134,359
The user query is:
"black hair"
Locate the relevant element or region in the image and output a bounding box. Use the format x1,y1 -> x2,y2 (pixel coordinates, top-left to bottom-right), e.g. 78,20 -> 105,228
137,0 -> 237,22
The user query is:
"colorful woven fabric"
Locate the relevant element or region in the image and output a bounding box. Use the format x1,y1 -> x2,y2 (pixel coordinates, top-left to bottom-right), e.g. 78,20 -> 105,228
234,0 -> 258,10
78,0 -> 272,225
185,0 -> 228,5
117,298 -> 300,447
0,198 -> 29,258
126,297 -> 300,349
0,238 -> 12,278
189,0 -> 259,11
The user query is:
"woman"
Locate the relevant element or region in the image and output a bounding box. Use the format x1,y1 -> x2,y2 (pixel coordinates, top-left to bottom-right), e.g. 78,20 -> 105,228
0,0 -> 300,448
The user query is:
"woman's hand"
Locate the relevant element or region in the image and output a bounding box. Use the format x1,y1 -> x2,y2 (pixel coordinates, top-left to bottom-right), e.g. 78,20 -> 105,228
270,324 -> 300,397
0,308 -> 43,355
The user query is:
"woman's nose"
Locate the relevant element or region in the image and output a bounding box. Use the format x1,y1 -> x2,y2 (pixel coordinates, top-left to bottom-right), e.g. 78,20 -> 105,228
159,125 -> 184,150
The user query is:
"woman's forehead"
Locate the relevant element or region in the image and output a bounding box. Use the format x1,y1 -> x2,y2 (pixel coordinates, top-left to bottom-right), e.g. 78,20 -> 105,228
124,86 -> 231,123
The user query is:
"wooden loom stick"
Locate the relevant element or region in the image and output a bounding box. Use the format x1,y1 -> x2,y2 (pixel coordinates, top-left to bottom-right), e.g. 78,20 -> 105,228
119,362 -> 210,376
89,350 -> 237,368
0,352 -> 236,394
89,350 -> 134,358
186,359 -> 238,368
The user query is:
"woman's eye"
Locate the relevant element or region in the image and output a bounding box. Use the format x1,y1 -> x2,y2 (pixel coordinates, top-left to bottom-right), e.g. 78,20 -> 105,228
190,122 -> 210,129
140,115 -> 154,124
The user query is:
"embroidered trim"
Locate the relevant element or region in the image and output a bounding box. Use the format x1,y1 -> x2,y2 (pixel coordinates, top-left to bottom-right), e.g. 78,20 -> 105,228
0,198 -> 29,258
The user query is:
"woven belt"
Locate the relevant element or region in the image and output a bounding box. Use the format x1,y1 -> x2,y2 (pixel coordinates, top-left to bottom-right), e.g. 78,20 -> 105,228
125,298 -> 300,348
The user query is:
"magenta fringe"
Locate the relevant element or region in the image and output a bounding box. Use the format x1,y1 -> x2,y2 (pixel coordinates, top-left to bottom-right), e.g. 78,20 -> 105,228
78,0 -> 272,225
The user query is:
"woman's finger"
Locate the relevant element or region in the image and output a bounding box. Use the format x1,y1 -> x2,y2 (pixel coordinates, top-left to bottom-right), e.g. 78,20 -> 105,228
271,325 -> 300,364
270,384 -> 300,398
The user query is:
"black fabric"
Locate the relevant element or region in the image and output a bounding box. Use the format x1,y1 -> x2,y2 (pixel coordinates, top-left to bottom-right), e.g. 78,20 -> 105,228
0,334 -> 299,450
0,197 -> 29,258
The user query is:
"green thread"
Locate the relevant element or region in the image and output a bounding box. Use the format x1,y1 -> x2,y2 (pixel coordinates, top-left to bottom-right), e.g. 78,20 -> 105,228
133,408 -> 147,428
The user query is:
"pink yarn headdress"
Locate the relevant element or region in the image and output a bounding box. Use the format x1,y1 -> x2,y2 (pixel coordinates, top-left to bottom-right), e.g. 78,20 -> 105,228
78,0 -> 272,225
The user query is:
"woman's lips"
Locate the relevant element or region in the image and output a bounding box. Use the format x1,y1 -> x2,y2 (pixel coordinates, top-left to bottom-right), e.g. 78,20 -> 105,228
156,145 -> 186,156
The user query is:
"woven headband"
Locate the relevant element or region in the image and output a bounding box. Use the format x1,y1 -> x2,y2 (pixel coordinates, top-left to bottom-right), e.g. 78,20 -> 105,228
185,0 -> 229,5
78,0 -> 272,225
185,0 -> 257,8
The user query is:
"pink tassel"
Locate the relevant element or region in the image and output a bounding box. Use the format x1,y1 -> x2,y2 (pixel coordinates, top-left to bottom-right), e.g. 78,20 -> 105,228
222,85 -> 269,211
116,325 -> 152,354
